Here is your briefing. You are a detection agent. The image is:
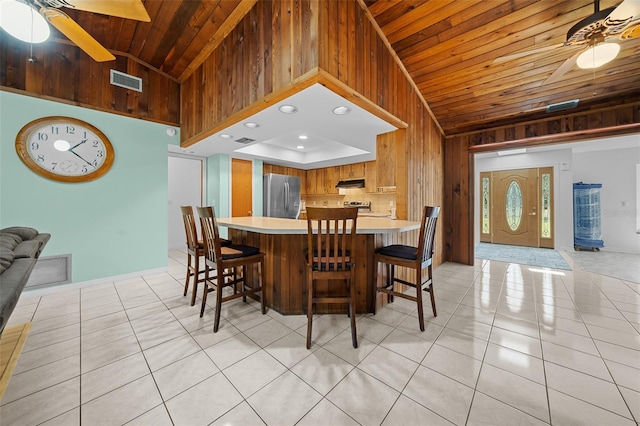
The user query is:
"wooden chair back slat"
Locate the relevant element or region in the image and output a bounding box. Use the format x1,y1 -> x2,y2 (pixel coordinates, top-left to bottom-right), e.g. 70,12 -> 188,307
306,207 -> 358,272
197,206 -> 223,265
418,206 -> 440,264
180,205 -> 199,252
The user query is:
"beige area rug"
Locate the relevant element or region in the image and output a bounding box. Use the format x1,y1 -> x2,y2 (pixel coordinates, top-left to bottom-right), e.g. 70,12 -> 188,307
0,322 -> 31,400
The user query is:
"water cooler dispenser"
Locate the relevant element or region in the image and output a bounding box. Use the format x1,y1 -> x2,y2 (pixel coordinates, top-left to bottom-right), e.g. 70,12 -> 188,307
573,182 -> 604,251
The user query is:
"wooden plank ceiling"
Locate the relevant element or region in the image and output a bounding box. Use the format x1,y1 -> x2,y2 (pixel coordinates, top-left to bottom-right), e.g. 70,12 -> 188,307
57,0 -> 640,136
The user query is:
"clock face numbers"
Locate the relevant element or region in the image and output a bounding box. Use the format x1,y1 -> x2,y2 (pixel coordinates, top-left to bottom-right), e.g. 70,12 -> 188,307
16,117 -> 114,183
27,123 -> 107,176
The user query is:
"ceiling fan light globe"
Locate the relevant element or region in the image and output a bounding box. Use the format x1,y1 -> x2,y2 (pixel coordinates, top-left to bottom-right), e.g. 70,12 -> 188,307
0,0 -> 50,43
576,43 -> 620,69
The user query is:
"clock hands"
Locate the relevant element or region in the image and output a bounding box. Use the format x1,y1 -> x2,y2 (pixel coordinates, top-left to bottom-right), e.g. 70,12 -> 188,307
68,139 -> 87,152
65,139 -> 95,169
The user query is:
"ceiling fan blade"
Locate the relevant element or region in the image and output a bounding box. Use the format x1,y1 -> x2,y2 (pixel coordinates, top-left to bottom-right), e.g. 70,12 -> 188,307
542,50 -> 581,85
56,0 -> 151,22
619,20 -> 640,38
606,0 -> 640,23
42,8 -> 115,62
492,43 -> 564,64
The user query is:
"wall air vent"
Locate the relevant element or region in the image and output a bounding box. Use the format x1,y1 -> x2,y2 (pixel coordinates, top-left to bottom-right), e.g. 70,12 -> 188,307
26,254 -> 72,288
110,69 -> 143,92
235,137 -> 256,144
546,99 -> 579,113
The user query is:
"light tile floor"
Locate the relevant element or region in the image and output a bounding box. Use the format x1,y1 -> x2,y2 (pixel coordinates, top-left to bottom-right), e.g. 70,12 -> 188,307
1,249 -> 639,425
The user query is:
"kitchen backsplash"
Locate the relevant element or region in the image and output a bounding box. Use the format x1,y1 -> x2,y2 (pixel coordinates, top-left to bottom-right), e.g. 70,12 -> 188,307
303,189 -> 396,215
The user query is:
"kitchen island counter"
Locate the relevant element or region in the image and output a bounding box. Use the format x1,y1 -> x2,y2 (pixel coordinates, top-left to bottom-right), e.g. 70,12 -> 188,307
216,216 -> 418,235
217,216 -> 420,315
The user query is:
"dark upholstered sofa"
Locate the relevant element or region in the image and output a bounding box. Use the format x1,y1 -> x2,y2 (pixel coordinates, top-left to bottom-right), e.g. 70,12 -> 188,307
0,227 -> 50,334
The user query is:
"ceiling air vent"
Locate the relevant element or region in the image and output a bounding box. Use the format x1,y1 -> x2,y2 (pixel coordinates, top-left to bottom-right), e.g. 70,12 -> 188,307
235,137 -> 255,144
110,69 -> 142,92
546,99 -> 579,113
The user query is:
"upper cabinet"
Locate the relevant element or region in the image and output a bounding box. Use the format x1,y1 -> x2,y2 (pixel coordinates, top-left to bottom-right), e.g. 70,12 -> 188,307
268,151 -> 398,195
364,161 -> 377,193
340,163 -> 365,180
325,166 -> 340,194
303,166 -> 340,195
376,132 -> 397,188
263,164 -> 286,175
305,169 -> 318,195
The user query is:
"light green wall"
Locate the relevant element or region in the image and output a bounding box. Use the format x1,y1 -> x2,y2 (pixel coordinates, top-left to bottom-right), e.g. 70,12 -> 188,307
0,92 -> 174,283
253,160 -> 263,217
206,154 -> 230,238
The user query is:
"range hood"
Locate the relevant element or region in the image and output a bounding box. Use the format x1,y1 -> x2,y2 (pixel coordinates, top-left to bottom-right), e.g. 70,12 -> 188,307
335,179 -> 365,189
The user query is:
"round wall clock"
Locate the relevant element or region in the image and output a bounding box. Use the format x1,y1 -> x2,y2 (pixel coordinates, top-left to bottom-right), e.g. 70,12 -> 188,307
15,116 -> 115,183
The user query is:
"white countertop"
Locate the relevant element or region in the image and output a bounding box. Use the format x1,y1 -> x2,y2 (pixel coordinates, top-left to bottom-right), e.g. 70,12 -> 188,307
217,216 -> 420,235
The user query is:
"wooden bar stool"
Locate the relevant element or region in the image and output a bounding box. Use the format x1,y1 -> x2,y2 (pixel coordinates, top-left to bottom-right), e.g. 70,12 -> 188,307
180,206 -> 206,306
181,206 -> 232,306
305,206 -> 359,349
196,206 -> 266,332
374,206 -> 440,331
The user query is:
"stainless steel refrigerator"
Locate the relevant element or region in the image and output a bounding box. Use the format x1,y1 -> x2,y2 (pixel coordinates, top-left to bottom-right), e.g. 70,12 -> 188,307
263,173 -> 301,219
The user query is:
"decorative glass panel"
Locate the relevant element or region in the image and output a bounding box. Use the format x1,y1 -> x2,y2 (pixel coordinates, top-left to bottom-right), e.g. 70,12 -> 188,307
505,181 -> 523,231
541,173 -> 551,238
482,177 -> 490,234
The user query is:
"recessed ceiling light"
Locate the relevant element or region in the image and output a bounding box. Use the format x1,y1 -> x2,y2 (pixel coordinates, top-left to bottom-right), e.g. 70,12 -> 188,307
220,134 -> 233,139
279,105 -> 298,114
298,135 -> 308,140
332,106 -> 351,115
297,145 -> 305,150
244,122 -> 260,128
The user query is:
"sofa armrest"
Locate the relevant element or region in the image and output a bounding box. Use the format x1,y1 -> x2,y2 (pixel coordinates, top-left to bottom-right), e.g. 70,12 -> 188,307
32,234 -> 51,258
0,258 -> 37,333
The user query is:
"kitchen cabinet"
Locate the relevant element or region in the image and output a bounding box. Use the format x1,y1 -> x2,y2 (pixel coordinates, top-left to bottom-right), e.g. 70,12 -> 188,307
364,161 -> 377,193
264,164 -> 287,175
305,169 -> 317,195
340,163 -> 365,179
325,166 -> 340,194
315,168 -> 327,194
307,166 -> 340,194
376,132 -> 396,188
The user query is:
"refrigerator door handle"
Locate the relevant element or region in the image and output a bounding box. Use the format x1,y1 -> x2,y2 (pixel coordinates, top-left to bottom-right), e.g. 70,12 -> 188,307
284,182 -> 289,213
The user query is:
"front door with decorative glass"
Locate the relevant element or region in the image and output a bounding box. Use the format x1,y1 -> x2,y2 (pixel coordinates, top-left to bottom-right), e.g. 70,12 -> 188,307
480,167 -> 554,248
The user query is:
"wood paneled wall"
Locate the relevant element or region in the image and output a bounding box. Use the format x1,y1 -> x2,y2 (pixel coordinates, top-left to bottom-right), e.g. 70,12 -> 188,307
0,37 -> 180,124
444,101 -> 640,265
180,0 -> 318,145
317,0 -> 445,266
181,0 -> 444,265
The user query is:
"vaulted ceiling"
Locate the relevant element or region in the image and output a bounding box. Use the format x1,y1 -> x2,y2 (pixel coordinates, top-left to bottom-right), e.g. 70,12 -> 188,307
53,0 -> 640,136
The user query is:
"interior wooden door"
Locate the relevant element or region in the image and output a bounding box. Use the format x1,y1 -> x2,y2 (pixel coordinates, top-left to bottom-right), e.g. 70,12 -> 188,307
231,159 -> 253,217
492,168 -> 539,247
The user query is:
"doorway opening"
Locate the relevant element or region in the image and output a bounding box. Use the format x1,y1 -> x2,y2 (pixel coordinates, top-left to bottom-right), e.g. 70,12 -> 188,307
168,154 -> 205,250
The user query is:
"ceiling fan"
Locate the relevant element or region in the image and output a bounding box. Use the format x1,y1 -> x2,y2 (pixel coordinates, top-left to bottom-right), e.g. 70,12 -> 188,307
0,0 -> 150,62
494,0 -> 640,84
